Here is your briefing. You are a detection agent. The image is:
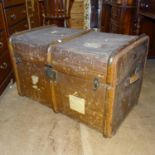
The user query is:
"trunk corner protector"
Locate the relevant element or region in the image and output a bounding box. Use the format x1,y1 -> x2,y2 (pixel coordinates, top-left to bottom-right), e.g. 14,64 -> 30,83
103,54 -> 116,137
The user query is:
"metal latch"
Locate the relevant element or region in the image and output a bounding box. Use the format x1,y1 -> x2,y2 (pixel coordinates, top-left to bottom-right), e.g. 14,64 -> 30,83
14,54 -> 22,64
93,78 -> 100,91
16,57 -> 22,64
44,65 -> 56,81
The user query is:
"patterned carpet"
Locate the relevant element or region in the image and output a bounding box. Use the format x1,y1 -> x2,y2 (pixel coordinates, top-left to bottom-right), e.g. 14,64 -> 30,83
0,60 -> 155,155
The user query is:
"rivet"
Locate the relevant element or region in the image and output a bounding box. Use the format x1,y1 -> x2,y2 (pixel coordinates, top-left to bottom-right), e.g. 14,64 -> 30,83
57,39 -> 62,43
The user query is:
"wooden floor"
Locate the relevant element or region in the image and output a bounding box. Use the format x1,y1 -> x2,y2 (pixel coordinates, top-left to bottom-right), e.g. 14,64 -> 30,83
0,60 -> 155,155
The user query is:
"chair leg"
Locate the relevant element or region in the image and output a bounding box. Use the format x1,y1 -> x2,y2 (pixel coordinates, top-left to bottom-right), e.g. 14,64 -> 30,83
47,20 -> 50,25
43,17 -> 51,26
65,19 -> 70,28
64,20 -> 67,28
43,16 -> 46,26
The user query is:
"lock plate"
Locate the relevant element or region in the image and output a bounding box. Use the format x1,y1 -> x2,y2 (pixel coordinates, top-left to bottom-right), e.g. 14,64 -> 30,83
93,78 -> 100,90
44,65 -> 56,81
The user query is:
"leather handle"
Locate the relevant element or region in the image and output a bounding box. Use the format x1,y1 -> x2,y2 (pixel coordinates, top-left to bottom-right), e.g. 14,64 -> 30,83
125,64 -> 141,86
129,73 -> 140,84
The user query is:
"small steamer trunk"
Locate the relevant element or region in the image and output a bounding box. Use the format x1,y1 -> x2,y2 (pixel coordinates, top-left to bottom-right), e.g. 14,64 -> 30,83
47,31 -> 149,137
9,26 -> 86,108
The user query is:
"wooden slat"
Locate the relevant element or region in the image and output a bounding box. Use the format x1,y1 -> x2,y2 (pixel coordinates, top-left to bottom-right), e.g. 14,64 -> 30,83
70,0 -> 84,29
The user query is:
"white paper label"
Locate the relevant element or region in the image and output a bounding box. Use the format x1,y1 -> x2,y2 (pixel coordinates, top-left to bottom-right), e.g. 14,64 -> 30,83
69,95 -> 85,114
31,75 -> 39,85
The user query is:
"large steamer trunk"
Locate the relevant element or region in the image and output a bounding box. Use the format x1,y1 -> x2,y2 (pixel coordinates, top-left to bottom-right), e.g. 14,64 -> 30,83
9,26 -> 86,108
47,31 -> 149,137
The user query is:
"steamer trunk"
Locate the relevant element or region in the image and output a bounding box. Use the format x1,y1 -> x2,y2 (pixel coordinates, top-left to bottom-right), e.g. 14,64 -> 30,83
9,27 -> 149,137
47,31 -> 149,137
9,26 -> 86,108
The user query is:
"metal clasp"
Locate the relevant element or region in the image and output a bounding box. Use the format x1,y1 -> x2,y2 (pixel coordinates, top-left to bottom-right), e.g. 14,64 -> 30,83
93,78 -> 100,91
44,65 -> 56,81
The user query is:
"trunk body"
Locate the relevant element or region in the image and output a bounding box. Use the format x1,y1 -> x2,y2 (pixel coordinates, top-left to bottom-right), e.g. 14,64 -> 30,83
10,27 -> 149,137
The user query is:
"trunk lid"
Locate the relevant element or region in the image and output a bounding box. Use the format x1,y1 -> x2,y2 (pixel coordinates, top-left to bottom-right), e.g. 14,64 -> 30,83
10,26 -> 85,64
48,31 -> 138,82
